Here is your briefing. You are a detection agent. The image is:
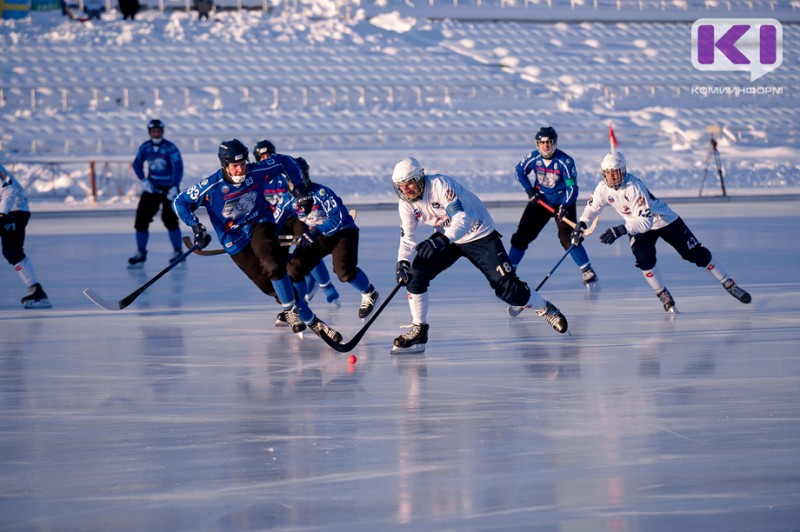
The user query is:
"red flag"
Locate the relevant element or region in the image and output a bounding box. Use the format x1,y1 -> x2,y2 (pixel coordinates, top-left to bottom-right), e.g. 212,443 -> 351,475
609,121 -> 618,153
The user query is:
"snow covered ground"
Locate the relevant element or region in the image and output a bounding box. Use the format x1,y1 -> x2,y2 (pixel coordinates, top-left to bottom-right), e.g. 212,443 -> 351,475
1,1 -> 798,207
1,200 -> 799,529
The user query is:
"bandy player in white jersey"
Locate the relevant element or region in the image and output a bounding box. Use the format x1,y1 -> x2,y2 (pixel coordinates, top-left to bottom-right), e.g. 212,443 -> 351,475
572,151 -> 751,313
390,157 -> 568,354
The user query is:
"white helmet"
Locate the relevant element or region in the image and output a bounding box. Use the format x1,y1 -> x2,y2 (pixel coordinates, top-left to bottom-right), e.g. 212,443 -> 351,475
600,151 -> 626,189
392,157 -> 425,202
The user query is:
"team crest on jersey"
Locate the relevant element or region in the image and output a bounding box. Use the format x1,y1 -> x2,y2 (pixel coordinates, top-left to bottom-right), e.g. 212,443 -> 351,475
319,189 -> 327,198
222,185 -> 229,193
200,179 -> 209,186
414,209 -> 422,219
608,196 -> 615,203
222,190 -> 257,219
431,202 -> 442,209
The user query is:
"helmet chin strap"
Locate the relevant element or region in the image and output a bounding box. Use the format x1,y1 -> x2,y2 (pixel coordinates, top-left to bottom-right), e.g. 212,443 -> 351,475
223,167 -> 246,185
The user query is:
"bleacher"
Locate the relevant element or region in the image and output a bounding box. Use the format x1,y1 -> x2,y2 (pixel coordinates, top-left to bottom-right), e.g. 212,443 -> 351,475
0,0 -> 796,200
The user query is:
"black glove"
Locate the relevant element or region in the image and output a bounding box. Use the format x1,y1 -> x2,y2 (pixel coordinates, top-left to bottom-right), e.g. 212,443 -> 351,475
556,205 -> 567,222
525,187 -> 541,201
416,235 -> 449,260
396,260 -> 412,285
192,223 -> 211,249
570,221 -> 587,247
296,194 -> 314,215
599,224 -> 627,245
297,227 -> 321,249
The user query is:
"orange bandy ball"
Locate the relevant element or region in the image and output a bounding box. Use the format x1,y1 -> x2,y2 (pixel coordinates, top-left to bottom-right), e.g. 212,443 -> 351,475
348,355 -> 357,365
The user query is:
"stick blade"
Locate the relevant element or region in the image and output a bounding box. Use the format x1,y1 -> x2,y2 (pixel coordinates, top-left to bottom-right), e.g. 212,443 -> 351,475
83,288 -> 123,311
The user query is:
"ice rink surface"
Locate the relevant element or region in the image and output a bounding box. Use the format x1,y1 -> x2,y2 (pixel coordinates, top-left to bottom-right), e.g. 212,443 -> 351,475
1,199 -> 799,530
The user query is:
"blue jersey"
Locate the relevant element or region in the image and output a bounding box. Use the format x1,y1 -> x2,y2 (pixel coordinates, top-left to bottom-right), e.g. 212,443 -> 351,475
172,154 -> 303,255
132,139 -> 183,192
275,182 -> 356,237
514,148 -> 578,206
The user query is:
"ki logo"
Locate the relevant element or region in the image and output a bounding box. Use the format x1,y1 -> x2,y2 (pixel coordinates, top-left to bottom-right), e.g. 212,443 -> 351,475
691,18 -> 783,81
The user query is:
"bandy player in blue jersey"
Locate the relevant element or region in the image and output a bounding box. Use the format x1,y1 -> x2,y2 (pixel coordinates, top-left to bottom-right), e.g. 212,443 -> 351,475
172,139 -> 341,343
508,126 -> 598,288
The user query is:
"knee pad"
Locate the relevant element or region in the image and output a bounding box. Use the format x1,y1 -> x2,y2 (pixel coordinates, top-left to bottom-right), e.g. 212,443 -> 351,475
686,247 -> 712,268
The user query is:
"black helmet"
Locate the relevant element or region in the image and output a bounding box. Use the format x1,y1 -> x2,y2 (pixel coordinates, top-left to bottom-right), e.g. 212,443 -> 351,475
535,126 -> 557,158
253,139 -> 276,160
294,157 -> 310,177
147,118 -> 165,131
218,139 -> 249,167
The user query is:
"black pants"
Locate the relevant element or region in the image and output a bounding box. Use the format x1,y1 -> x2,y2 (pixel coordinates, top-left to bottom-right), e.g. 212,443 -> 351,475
630,217 -> 712,271
134,191 -> 180,232
230,222 -> 289,300
0,210 -> 30,265
510,200 -> 575,252
287,227 -> 361,283
407,231 -> 530,307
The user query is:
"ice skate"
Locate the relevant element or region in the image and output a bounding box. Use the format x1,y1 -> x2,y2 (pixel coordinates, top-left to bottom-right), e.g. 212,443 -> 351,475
656,287 -> 678,313
21,283 -> 52,309
535,301 -> 568,333
581,266 -> 599,288
304,277 -> 318,303
358,285 -> 379,319
284,306 -> 307,337
507,304 -> 531,318
127,250 -> 147,269
391,323 -> 429,354
275,310 -> 288,327
168,249 -> 185,264
320,282 -> 341,308
722,278 -> 752,304
308,317 -> 343,343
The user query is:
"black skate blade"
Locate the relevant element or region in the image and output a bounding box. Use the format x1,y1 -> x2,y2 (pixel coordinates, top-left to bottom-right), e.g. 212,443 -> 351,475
390,343 -> 426,355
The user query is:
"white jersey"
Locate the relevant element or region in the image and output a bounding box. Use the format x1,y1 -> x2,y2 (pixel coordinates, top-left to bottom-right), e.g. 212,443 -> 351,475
0,164 -> 30,214
578,172 -> 678,236
397,173 -> 495,262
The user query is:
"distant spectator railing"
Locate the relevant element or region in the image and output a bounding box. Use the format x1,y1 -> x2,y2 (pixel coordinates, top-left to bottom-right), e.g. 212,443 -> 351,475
2,121 -> 791,160
360,0 -> 793,11
3,80 -> 795,115
66,0 -> 797,15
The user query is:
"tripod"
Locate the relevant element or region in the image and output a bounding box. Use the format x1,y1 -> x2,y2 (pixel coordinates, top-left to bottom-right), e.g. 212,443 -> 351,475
699,133 -> 727,197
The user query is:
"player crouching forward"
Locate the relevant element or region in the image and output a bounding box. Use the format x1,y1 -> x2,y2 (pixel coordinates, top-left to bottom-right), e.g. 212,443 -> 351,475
391,157 -> 568,354
574,151 -> 751,313
279,157 -> 379,324
172,139 -> 339,342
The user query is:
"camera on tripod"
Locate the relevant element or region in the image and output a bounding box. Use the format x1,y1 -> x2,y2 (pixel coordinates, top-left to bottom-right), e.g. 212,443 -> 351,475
699,125 -> 727,197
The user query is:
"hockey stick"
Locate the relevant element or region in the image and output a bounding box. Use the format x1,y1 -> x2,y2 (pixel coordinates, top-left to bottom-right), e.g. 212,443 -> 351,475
535,245 -> 574,292
184,210 -> 358,256
83,245 -> 198,311
508,244 -> 576,318
182,235 -> 295,256
535,199 -> 599,235
315,281 -> 403,353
